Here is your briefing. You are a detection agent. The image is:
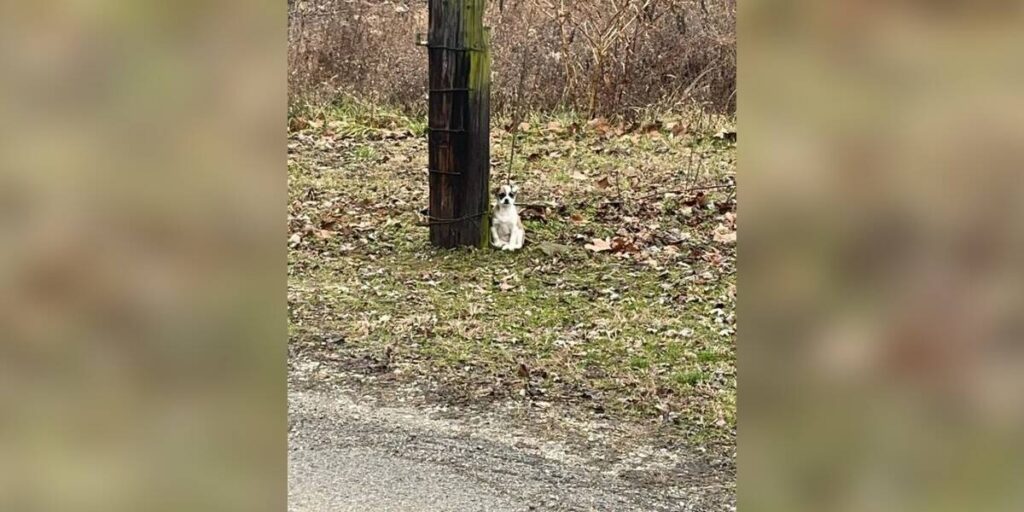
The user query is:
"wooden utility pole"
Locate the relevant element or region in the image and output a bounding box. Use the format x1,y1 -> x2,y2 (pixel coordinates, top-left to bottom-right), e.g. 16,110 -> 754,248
425,0 -> 492,248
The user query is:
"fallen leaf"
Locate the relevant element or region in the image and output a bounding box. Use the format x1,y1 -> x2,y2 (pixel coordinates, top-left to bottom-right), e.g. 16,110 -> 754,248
685,191 -> 709,208
703,250 -> 725,266
715,128 -> 737,142
517,363 -> 530,379
585,238 -> 612,252
723,211 -> 737,230
595,176 -> 611,189
642,121 -> 663,133
518,122 -> 532,132
519,207 -> 547,222
569,213 -> 586,225
319,213 -> 343,230
610,237 -> 640,253
713,226 -> 737,244
587,117 -> 612,136
288,233 -> 302,246
289,117 -> 310,132
538,242 -> 572,257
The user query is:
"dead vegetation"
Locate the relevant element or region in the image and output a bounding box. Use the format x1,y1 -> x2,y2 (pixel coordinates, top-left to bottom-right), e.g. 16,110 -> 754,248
288,0 -> 736,118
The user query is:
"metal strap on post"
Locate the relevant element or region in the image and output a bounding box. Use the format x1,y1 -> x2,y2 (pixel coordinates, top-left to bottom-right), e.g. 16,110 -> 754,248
429,168 -> 461,176
427,127 -> 466,133
415,33 -> 486,52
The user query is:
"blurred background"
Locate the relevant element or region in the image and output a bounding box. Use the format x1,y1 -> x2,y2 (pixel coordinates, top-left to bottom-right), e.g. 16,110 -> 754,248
742,1 -> 1024,511
0,1 -> 284,511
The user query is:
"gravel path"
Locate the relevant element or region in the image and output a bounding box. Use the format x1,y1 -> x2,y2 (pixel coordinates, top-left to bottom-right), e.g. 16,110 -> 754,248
289,389 -> 733,512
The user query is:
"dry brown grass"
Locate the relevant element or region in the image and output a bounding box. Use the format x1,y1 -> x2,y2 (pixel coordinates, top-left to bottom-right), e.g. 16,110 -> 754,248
288,0 -> 735,118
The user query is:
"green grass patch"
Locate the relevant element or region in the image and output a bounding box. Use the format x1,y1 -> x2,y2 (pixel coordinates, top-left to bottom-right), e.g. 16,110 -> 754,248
288,105 -> 737,447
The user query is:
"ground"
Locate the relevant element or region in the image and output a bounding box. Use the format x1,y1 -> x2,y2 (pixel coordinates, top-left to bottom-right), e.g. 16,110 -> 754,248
287,99 -> 736,509
290,387 -> 735,512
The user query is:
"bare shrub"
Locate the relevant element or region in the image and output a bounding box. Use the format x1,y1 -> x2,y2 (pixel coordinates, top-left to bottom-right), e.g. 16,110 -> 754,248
289,0 -> 735,118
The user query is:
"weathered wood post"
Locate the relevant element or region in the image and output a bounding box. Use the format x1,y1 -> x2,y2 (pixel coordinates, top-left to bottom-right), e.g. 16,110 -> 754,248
425,0 -> 491,248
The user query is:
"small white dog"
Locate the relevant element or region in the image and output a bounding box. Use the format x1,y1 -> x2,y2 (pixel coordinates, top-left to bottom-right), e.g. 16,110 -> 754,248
491,184 -> 525,251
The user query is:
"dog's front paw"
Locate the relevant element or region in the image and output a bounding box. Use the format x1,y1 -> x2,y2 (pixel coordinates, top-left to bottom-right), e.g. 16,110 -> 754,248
502,245 -> 516,252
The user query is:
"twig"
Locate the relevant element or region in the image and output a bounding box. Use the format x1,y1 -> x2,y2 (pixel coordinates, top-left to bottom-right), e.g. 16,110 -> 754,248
516,202 -> 560,209
506,128 -> 520,186
679,63 -> 716,104
505,42 -> 533,185
629,184 -> 733,203
683,145 -> 698,190
499,186 -> 732,214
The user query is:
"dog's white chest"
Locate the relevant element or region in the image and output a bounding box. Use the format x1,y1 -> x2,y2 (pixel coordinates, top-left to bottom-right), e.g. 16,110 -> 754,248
491,204 -> 524,250
494,208 -> 517,227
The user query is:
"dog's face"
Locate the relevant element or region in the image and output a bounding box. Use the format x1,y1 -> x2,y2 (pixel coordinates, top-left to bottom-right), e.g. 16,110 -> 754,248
496,184 -> 519,206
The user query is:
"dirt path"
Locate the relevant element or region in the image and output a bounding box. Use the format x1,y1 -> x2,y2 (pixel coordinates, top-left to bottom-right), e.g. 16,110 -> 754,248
289,387 -> 734,511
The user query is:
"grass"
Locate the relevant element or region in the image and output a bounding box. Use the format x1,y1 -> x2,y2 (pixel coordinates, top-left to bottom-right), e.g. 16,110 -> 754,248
287,100 -> 737,447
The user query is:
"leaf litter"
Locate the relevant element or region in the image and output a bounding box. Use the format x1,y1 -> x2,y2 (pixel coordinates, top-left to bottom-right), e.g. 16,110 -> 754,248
288,107 -> 737,456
